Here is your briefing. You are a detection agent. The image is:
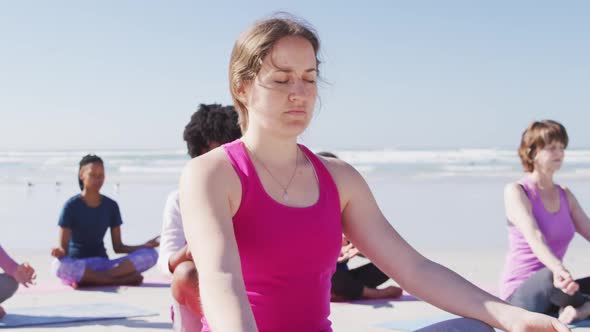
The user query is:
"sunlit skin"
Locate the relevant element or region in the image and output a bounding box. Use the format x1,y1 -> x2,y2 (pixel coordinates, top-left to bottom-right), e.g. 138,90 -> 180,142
531,141 -> 566,214
79,163 -> 105,206
533,141 -> 565,176
240,36 -> 318,140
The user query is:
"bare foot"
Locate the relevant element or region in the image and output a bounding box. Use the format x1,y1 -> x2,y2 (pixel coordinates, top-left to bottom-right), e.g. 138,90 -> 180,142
0,305 -> 5,319
560,301 -> 590,324
76,271 -> 143,288
382,285 -> 403,298
558,305 -> 578,324
118,273 -> 143,286
362,285 -> 404,300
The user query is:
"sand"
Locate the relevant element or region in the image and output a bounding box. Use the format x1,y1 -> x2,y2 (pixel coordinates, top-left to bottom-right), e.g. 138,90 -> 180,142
3,247 -> 590,331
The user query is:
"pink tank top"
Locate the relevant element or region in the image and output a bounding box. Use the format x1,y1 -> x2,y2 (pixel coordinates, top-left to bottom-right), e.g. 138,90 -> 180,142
201,140 -> 342,332
500,176 -> 575,299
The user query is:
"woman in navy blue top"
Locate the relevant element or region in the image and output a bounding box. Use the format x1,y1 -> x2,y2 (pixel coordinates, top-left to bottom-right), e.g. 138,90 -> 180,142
51,155 -> 159,287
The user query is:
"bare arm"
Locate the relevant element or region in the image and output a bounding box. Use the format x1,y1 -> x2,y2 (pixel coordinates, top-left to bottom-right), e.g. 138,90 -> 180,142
51,227 -> 71,258
111,227 -> 159,254
180,152 -> 257,332
325,159 -> 568,332
565,188 -> 590,241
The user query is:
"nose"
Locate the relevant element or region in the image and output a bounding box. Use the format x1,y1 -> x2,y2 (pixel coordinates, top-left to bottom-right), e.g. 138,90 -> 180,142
288,79 -> 310,101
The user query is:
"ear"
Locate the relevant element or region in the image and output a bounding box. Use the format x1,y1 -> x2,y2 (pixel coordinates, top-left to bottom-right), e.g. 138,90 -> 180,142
235,81 -> 251,104
78,167 -> 85,181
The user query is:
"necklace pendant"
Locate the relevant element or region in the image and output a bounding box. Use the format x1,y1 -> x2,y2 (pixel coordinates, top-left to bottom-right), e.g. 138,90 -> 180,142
283,191 -> 289,201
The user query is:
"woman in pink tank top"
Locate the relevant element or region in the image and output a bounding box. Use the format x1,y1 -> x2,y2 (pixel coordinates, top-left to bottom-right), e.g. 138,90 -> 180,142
179,14 -> 570,332
501,120 -> 590,324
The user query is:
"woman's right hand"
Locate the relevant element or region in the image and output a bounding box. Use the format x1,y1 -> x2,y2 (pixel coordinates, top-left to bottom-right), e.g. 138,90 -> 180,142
51,247 -> 66,258
553,266 -> 579,295
143,235 -> 160,248
337,242 -> 360,263
510,310 -> 571,332
510,312 -> 570,332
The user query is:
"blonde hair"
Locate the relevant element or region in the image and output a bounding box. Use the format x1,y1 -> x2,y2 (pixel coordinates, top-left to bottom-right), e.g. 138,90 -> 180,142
518,120 -> 569,172
228,14 -> 320,133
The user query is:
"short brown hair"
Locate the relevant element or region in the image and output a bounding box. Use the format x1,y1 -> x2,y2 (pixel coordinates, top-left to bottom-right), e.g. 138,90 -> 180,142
228,14 -> 320,133
518,120 -> 569,172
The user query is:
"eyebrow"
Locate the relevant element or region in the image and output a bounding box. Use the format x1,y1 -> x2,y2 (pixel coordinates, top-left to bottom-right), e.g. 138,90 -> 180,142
274,68 -> 317,73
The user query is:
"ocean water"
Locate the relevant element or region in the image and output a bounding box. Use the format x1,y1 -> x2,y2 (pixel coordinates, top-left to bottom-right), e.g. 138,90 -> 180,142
3,148 -> 590,185
2,148 -> 590,252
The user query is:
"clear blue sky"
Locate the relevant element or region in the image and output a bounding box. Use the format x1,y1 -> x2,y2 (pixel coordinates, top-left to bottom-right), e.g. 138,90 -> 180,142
1,1 -> 588,150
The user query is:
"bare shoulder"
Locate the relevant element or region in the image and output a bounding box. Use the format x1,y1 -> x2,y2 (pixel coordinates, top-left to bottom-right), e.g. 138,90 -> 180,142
504,182 -> 525,197
559,185 -> 578,209
181,147 -> 240,189
316,155 -> 368,207
560,184 -> 574,196
317,155 -> 363,185
503,181 -> 533,214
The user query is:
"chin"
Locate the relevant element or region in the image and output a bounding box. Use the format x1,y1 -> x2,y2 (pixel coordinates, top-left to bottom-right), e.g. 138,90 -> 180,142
91,185 -> 104,192
283,120 -> 309,134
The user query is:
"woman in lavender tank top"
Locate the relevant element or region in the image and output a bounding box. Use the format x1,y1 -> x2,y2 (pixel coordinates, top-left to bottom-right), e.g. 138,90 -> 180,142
501,120 -> 590,324
179,14 -> 569,332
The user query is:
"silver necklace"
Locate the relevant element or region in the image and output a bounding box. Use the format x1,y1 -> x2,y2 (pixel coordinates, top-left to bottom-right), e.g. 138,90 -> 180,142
245,143 -> 299,201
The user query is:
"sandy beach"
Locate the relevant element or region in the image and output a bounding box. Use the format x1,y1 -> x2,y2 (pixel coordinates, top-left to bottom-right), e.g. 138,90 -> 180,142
3,163 -> 590,331
2,247 -> 590,331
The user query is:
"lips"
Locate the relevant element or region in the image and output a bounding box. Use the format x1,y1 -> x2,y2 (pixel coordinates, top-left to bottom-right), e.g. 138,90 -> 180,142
286,109 -> 306,115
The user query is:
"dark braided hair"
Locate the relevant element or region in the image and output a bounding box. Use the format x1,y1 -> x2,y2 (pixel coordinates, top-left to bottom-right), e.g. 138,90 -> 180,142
183,104 -> 242,158
78,154 -> 103,190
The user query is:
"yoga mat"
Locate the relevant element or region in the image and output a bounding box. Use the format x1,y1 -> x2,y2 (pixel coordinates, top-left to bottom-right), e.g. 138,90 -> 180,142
0,302 -> 157,328
377,314 -> 590,331
571,319 -> 590,328
17,276 -> 170,294
376,314 -> 460,331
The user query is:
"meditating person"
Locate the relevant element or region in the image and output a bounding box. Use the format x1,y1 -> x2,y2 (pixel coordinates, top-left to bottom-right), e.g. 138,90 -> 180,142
501,120 -> 590,324
179,14 -> 570,332
157,103 -> 241,331
0,245 -> 35,319
51,154 -> 159,288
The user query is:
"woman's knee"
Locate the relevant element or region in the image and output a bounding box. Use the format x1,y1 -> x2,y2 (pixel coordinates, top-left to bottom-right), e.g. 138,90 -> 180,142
128,248 -> 159,273
51,258 -> 86,284
0,274 -> 19,302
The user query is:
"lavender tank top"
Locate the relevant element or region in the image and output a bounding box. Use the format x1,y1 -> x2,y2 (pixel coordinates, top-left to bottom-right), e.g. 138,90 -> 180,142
201,140 -> 342,332
500,176 -> 575,299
